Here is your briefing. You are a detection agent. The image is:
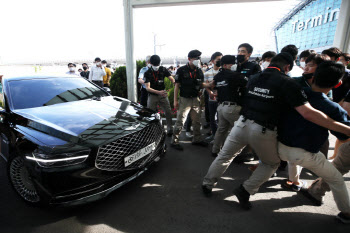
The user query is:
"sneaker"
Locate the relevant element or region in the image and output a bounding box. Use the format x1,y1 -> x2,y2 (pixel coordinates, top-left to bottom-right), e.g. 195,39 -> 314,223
192,141 -> 208,147
185,132 -> 193,138
336,212 -> 350,224
202,185 -> 212,197
211,152 -> 218,157
292,180 -> 307,192
205,135 -> 214,141
300,189 -> 324,206
282,180 -> 307,192
167,129 -> 173,137
233,185 -> 252,210
170,143 -> 183,151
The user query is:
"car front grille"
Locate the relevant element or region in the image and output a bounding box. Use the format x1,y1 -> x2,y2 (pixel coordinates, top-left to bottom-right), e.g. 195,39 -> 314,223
95,122 -> 163,171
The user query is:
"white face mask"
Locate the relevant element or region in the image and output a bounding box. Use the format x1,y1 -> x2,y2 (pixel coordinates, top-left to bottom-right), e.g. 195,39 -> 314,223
96,62 -> 101,66
230,64 -> 237,71
300,61 -> 306,68
69,67 -> 76,72
337,61 -> 344,66
102,64 -> 106,67
152,66 -> 160,71
192,59 -> 200,67
262,61 -> 270,70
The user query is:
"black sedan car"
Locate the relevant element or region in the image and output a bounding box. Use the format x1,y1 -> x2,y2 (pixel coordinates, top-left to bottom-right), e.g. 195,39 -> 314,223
0,75 -> 166,206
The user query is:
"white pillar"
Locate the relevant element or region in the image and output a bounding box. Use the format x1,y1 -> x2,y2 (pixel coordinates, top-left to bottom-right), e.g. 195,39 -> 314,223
123,0 -> 137,102
333,0 -> 350,53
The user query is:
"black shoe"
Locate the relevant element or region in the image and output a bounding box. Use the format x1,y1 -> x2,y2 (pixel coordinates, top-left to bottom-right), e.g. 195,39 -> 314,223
336,212 -> 350,224
203,122 -> 210,129
299,189 -> 323,206
233,185 -> 252,210
167,130 -> 173,137
202,185 -> 212,197
206,131 -> 212,136
192,141 -> 208,147
171,143 -> 183,151
211,152 -> 218,157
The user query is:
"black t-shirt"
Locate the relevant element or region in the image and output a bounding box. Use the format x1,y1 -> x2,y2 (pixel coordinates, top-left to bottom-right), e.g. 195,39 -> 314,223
175,64 -> 204,98
278,88 -> 349,153
237,61 -> 261,79
214,69 -> 248,105
80,71 -> 90,79
241,67 -> 308,128
144,66 -> 171,93
345,91 -> 350,103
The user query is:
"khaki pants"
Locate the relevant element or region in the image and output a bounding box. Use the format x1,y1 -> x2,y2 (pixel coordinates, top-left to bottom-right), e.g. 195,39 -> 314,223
147,94 -> 173,131
278,142 -> 350,213
172,96 -> 202,144
203,116 -> 280,195
212,103 -> 241,153
307,142 -> 350,212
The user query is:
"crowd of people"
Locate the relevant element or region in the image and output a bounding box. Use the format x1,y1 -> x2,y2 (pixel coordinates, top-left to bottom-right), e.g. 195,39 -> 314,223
137,43 -> 350,224
66,57 -> 113,88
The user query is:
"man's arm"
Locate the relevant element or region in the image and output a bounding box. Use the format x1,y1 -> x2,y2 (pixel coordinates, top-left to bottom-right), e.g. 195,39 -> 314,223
295,103 -> 350,136
167,76 -> 175,84
145,83 -> 167,97
88,68 -> 93,81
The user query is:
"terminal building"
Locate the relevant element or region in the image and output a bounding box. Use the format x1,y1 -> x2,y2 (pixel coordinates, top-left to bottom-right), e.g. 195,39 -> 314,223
274,0 -> 350,53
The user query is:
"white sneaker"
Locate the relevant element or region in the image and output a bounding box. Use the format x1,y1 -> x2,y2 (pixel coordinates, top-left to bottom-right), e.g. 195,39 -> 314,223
186,132 -> 193,138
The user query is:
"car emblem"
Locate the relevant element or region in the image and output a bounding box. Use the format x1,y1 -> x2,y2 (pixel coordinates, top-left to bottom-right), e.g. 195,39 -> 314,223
123,123 -> 140,131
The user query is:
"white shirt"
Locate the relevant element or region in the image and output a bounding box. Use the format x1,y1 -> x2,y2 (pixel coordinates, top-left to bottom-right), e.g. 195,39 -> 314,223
65,71 -> 80,76
288,62 -> 304,78
89,65 -> 106,81
204,68 -> 220,101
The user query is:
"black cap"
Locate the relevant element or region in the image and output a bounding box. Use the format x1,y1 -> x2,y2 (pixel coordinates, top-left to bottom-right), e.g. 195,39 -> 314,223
276,52 -> 294,70
188,50 -> 202,59
150,55 -> 161,66
221,55 -> 236,65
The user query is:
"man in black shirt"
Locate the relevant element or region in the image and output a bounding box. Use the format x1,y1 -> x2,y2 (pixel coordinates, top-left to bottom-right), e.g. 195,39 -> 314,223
202,55 -> 247,157
236,43 -> 261,79
80,63 -> 90,79
171,50 -> 208,150
144,55 -> 175,137
202,53 -> 350,210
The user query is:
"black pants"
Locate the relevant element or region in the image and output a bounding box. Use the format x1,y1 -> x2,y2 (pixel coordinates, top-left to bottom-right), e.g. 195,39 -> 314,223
204,91 -> 210,123
92,80 -> 103,88
140,88 -> 148,107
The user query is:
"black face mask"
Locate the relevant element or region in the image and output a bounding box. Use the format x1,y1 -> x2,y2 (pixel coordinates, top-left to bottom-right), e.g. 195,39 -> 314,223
302,73 -> 313,80
83,67 -> 88,71
237,55 -> 245,63
215,60 -> 221,67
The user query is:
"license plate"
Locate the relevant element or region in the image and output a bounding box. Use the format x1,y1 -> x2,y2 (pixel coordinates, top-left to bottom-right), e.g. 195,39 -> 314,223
124,142 -> 156,167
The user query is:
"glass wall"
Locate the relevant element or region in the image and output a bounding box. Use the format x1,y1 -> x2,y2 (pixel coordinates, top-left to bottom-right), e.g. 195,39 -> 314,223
275,0 -> 341,52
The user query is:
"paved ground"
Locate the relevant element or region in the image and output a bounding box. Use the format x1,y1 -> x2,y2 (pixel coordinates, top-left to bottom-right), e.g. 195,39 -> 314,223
0,127 -> 349,233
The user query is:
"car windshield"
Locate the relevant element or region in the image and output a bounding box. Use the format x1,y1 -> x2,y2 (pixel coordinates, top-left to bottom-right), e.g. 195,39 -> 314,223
8,77 -> 108,110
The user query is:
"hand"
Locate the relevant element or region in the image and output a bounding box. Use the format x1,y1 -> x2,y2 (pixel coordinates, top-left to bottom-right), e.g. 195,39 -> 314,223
209,92 -> 217,100
174,100 -> 179,110
159,90 -> 168,97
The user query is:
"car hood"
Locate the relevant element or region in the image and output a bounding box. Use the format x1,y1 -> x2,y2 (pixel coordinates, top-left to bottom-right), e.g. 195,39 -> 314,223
13,96 -> 159,150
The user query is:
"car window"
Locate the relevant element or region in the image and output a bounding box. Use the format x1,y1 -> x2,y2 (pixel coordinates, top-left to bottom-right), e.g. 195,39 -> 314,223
8,77 -> 108,110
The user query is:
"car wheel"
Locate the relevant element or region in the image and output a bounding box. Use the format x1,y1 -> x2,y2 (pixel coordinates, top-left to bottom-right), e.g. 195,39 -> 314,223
8,155 -> 42,205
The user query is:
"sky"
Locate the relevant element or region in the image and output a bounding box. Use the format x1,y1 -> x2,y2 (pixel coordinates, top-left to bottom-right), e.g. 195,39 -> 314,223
0,0 -> 302,64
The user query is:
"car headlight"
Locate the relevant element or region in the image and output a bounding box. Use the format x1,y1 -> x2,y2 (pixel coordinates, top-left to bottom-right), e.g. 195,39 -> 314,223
155,113 -> 162,125
26,150 -> 90,168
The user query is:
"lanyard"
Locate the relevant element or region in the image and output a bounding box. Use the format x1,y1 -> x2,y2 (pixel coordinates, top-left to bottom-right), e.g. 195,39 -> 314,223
187,64 -> 197,79
152,71 -> 159,82
267,66 -> 281,72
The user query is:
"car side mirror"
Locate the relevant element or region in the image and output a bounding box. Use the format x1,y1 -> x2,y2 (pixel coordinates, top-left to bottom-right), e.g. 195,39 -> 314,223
0,108 -> 7,123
